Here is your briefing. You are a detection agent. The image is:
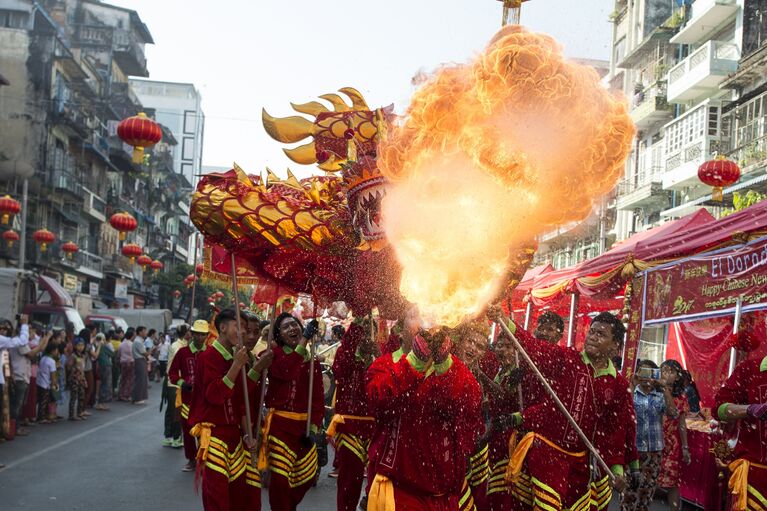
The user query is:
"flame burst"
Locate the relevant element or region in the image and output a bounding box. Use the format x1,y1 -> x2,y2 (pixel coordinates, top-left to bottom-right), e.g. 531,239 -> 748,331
379,26 -> 635,327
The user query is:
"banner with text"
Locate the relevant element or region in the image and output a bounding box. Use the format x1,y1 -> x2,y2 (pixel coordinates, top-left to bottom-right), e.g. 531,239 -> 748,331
643,236 -> 767,325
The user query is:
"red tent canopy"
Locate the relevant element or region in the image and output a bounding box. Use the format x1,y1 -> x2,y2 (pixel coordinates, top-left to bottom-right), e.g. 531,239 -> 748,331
529,209 -> 715,306
627,199 -> 767,262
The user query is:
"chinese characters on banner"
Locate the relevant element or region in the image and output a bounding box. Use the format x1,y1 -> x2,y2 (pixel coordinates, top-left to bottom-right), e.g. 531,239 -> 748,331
644,237 -> 767,324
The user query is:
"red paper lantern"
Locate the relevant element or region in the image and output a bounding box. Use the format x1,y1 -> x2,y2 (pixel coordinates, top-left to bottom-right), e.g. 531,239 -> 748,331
185,274 -> 197,288
61,240 -> 79,259
110,212 -> 138,241
33,228 -> 55,252
150,259 -> 164,274
121,243 -> 143,263
2,230 -> 19,247
195,263 -> 204,276
173,289 -> 181,299
117,112 -> 162,164
0,195 -> 20,225
698,155 -> 741,202
137,254 -> 152,271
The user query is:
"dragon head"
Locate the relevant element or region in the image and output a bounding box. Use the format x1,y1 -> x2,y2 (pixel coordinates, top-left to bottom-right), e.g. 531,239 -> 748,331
262,88 -> 393,250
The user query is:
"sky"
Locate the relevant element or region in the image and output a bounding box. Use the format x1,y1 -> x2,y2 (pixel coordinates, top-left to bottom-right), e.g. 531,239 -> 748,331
110,0 -> 613,179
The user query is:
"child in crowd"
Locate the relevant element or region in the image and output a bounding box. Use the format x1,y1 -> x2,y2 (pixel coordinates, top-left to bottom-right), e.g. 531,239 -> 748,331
37,342 -> 59,424
66,338 -> 88,420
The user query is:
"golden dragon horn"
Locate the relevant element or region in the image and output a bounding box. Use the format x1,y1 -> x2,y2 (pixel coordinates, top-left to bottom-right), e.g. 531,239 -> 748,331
319,93 -> 351,112
338,87 -> 369,110
291,101 -> 330,117
262,108 -> 315,143
284,141 -> 318,165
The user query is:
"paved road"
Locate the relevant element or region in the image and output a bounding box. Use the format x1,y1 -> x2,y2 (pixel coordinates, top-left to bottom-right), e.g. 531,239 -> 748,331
0,384 -> 336,510
0,383 -> 681,510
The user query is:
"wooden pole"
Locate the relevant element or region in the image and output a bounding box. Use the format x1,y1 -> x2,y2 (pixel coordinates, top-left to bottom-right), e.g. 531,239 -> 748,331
523,301 -> 533,331
230,252 -> 255,464
495,316 -> 614,482
566,293 -> 579,348
729,297 -> 743,376
253,302 -> 277,461
305,300 -> 318,437
188,234 -> 199,323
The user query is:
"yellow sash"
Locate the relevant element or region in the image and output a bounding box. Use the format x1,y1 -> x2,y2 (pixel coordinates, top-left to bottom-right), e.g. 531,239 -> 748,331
728,458 -> 767,511
368,474 -> 395,511
174,386 -> 183,409
190,422 -> 214,462
505,431 -> 587,483
257,409 -> 309,471
326,413 -> 375,438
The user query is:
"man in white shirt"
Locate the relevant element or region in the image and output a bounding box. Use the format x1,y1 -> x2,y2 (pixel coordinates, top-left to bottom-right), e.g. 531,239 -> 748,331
0,314 -> 30,468
10,323 -> 50,435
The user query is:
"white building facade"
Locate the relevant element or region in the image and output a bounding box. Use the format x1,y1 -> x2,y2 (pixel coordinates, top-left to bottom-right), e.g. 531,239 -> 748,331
129,79 -> 205,188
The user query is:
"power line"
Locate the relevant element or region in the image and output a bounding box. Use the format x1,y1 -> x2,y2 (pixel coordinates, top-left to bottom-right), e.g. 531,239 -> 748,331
0,92 -> 264,123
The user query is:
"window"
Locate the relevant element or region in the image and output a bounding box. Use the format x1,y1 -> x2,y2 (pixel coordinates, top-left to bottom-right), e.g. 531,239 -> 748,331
183,110 -> 196,134
637,326 -> 667,365
614,37 -> 626,65
0,10 -> 29,29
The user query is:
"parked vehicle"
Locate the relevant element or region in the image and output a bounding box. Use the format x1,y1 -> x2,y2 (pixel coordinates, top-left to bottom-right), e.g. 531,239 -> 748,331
0,268 -> 86,332
115,308 -> 172,333
85,313 -> 129,334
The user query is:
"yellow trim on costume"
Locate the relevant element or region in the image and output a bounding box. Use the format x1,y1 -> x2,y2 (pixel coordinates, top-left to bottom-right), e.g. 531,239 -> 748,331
335,433 -> 370,464
458,478 -> 476,511
325,413 -> 374,438
468,443 -> 490,486
368,474 -> 395,511
174,386 -> 183,409
201,436 -> 262,487
729,459 -> 767,511
590,475 -> 611,510
257,408 -> 309,471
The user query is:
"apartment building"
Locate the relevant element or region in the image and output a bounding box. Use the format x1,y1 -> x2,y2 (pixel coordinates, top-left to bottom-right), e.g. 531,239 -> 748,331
0,0 -> 195,312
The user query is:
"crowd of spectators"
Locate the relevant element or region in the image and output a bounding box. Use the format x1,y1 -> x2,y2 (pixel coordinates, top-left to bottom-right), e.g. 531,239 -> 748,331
0,314 -> 176,467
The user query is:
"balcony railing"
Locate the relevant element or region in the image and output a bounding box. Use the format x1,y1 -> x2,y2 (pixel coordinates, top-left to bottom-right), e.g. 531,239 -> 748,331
727,134 -> 767,173
50,169 -> 83,197
663,100 -> 729,190
112,29 -> 148,76
630,81 -> 672,130
75,25 -> 148,77
82,187 -> 107,222
667,40 -> 740,103
617,168 -> 665,196
51,98 -> 90,136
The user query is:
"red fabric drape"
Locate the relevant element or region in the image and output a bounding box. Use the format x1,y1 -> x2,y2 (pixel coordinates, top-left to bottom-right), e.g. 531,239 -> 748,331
667,318 -> 733,408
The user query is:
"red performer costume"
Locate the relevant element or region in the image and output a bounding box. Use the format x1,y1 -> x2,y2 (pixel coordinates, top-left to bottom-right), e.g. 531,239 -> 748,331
591,359 -> 638,510
366,330 -> 483,511
328,321 -> 376,511
503,312 -> 633,511
259,313 -> 325,511
453,321 -> 496,511
188,310 -> 261,511
484,341 -> 523,511
715,355 -> 767,511
168,320 -> 209,467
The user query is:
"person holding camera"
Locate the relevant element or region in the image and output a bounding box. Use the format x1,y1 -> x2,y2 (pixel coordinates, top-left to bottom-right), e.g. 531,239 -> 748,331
620,359 -> 679,511
9,322 -> 50,435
